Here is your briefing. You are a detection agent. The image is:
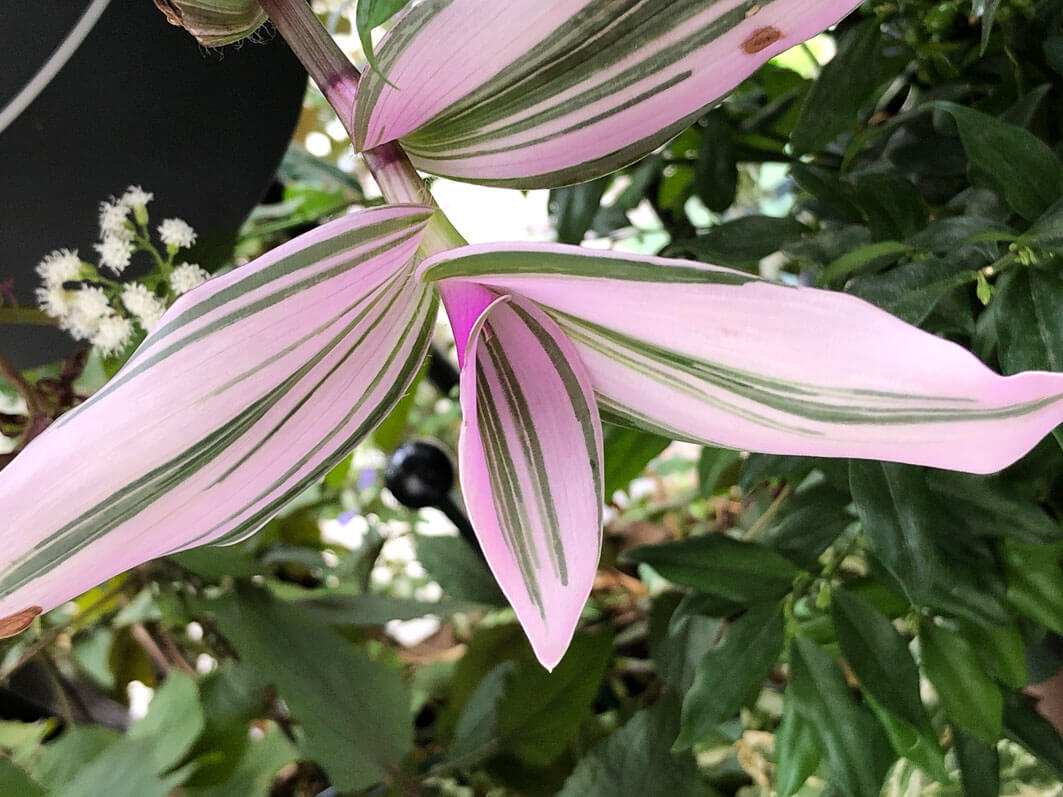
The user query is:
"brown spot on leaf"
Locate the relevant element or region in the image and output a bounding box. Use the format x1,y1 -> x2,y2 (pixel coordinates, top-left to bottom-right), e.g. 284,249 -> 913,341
0,606 -> 42,638
742,26 -> 783,54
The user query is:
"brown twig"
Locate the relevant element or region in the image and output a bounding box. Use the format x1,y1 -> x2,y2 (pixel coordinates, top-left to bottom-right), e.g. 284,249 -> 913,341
0,350 -> 44,417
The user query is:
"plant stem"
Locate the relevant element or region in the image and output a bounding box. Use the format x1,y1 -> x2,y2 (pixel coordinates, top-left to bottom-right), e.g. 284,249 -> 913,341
0,351 -> 45,417
258,0 -> 467,253
0,306 -> 56,326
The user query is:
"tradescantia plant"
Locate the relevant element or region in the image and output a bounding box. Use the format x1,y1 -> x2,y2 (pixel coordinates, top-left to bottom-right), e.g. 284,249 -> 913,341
3,0 -> 1063,675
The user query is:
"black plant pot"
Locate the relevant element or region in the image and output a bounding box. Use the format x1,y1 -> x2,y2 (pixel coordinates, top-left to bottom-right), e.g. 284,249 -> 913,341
0,0 -> 307,368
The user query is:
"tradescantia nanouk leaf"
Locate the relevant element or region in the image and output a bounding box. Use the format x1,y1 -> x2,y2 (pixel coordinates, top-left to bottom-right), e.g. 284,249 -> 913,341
420,243 -> 1063,474
353,0 -> 865,188
441,281 -> 604,669
0,205 -> 437,629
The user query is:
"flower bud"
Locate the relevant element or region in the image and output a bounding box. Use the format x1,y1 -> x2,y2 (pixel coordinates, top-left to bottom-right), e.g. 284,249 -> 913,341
153,0 -> 267,47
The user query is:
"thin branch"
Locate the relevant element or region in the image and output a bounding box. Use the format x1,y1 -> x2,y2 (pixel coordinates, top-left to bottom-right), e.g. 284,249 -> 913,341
0,350 -> 45,417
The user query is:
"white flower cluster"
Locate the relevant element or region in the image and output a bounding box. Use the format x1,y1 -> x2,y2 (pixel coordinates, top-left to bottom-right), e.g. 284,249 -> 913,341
169,262 -> 210,296
34,186 -> 210,358
158,218 -> 197,250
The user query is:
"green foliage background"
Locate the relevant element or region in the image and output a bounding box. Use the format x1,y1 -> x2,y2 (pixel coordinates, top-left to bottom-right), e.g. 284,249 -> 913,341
4,0 -> 1063,794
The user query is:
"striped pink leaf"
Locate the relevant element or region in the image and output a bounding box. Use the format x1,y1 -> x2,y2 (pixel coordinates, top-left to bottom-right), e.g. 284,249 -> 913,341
421,244 -> 1063,474
0,206 -> 436,630
441,281 -> 603,669
353,0 -> 864,187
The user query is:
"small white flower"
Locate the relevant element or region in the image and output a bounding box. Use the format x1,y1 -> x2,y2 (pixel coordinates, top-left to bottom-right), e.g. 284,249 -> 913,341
35,249 -> 82,287
170,262 -> 209,295
61,286 -> 111,341
35,285 -> 72,319
121,185 -> 153,209
91,313 -> 133,357
121,283 -> 165,332
98,199 -> 134,241
158,218 -> 197,249
95,235 -> 135,274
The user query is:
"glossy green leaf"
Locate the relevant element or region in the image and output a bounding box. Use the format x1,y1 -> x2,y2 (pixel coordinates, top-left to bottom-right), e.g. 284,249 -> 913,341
995,268 -> 1063,376
927,470 -> 1062,545
296,593 -> 486,626
416,532 -> 506,606
356,0 -> 410,76
831,589 -> 930,732
601,423 -> 671,497
937,102 -> 1063,220
920,621 -> 1002,744
849,462 -> 941,605
788,638 -> 893,797
624,534 -> 799,602
845,257 -> 974,326
760,482 -> 853,569
677,216 -> 810,271
694,111 -> 737,213
791,19 -> 899,154
559,694 -> 715,797
448,661 -> 515,764
675,601 -> 785,749
206,584 -> 412,792
774,697 -> 822,797
550,177 -> 611,245
957,619 -> 1027,690
953,727 -> 999,797
1002,540 -> 1063,634
496,626 -> 613,766
864,692 -> 949,784
696,446 -> 741,498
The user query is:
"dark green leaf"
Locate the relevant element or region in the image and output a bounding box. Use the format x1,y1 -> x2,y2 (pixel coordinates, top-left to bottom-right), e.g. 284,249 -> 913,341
957,619 -> 1027,689
864,692 -> 949,784
675,602 -> 785,748
550,176 -> 611,244
356,0 -> 410,78
184,663 -> 272,788
760,482 -> 852,569
678,216 -> 809,270
416,533 -> 506,605
846,257 -> 973,326
739,454 -> 815,493
971,0 -> 1003,53
1002,540 -> 1063,633
821,240 -> 910,285
206,584 -> 412,792
920,621 -> 1002,743
774,697 -> 821,797
126,671 -> 205,773
995,268 -> 1063,375
936,102 -> 1063,220
953,727 -> 999,797
791,20 -> 897,154
649,592 -> 724,691
497,626 -> 613,766
831,590 -> 929,732
448,661 -> 515,764
694,111 -> 737,213
623,534 -> 799,602
1003,691 -> 1063,781
788,638 -> 893,797
601,423 -> 671,497
848,173 -> 930,241
849,462 -> 941,605
696,446 -> 741,498
185,730 -> 297,797
169,546 -> 261,581
559,693 -> 716,796
927,470 -> 1062,544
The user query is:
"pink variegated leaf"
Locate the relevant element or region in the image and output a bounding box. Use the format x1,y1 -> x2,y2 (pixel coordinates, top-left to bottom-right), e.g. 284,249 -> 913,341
441,281 -> 603,669
0,206 -> 436,631
422,244 -> 1063,474
353,0 -> 864,188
